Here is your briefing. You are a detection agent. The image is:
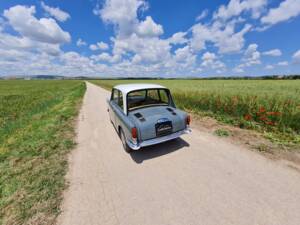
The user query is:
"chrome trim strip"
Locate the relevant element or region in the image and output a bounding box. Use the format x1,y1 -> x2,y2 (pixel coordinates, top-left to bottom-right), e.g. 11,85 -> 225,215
127,128 -> 191,150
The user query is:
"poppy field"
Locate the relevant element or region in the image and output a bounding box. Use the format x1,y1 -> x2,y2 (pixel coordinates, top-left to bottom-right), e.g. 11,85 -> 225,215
90,79 -> 300,145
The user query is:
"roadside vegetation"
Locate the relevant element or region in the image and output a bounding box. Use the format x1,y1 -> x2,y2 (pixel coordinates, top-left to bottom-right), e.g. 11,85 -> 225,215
0,80 -> 85,225
90,79 -> 300,148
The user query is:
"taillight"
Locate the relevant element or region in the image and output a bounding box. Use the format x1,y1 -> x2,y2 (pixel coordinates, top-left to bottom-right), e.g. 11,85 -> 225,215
131,127 -> 137,139
186,115 -> 191,125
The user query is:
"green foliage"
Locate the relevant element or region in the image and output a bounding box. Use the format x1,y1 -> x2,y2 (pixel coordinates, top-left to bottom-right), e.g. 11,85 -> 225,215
90,79 -> 300,145
0,80 -> 85,225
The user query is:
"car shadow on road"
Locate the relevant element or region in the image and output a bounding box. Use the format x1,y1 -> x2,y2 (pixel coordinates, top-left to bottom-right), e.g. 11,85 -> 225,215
129,138 -> 189,164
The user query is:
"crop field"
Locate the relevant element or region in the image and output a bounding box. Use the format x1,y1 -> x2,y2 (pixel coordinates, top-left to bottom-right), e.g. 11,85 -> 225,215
0,80 -> 85,225
90,79 -> 300,146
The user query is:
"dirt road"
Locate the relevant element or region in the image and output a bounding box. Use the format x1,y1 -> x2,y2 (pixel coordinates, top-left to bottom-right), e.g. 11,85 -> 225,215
57,82 -> 300,225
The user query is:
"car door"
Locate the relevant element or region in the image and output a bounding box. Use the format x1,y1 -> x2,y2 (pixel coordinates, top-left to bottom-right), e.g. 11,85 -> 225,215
113,90 -> 125,128
109,89 -> 119,126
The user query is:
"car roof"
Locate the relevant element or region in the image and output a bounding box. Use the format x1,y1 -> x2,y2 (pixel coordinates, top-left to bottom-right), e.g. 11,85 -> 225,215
114,83 -> 167,94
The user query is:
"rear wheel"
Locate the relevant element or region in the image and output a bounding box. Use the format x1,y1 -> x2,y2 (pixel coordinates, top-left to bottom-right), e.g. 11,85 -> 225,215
119,128 -> 132,153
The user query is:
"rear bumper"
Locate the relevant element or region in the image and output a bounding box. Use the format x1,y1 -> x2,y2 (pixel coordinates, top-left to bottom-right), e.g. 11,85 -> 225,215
127,128 -> 191,150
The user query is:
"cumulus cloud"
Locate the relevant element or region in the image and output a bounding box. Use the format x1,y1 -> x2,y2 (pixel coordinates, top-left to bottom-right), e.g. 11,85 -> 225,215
261,0 -> 300,25
41,1 -> 70,22
234,43 -> 261,72
168,32 -> 188,45
190,21 -> 252,54
174,46 -> 196,66
91,52 -> 121,63
3,5 -> 70,44
242,43 -> 261,66
292,49 -> 300,63
201,52 -> 226,70
89,42 -> 109,51
112,34 -> 171,64
136,16 -> 163,37
262,49 -> 282,56
213,0 -> 268,21
99,0 -> 148,37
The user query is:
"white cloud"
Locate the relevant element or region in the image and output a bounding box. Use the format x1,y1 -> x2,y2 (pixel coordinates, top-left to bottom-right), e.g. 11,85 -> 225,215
99,0 -> 148,37
174,46 -> 196,65
91,52 -> 120,63
265,64 -> 274,69
201,52 -> 226,70
112,34 -> 171,64
261,0 -> 300,25
236,43 -> 261,69
213,0 -> 267,21
41,1 -> 70,22
190,21 -> 252,54
262,49 -> 282,56
292,49 -> 300,63
98,42 -> 109,50
136,16 -> 163,37
278,61 -> 288,66
3,5 -> 70,44
76,38 -> 87,47
89,42 -> 109,51
196,9 -> 208,21
168,32 -> 188,45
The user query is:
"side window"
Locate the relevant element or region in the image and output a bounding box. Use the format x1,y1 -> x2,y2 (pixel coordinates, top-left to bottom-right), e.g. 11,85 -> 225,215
111,89 -> 118,103
118,91 -> 123,109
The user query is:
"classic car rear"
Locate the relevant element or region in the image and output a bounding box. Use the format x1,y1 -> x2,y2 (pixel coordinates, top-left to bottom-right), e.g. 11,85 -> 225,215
107,84 -> 191,152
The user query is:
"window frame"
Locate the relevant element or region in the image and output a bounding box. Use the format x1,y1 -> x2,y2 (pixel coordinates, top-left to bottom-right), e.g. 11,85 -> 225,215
126,88 -> 174,114
110,88 -> 124,112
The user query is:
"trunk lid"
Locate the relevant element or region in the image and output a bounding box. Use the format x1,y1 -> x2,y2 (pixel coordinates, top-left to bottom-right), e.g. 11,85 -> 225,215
128,106 -> 187,141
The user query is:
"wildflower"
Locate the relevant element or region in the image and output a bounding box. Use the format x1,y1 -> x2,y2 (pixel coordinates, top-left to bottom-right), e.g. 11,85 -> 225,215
259,116 -> 267,121
244,114 -> 252,121
259,107 -> 266,113
266,121 -> 275,126
266,111 -> 281,116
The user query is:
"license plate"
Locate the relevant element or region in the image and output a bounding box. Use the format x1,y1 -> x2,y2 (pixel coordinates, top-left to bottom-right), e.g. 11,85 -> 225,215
156,121 -> 172,137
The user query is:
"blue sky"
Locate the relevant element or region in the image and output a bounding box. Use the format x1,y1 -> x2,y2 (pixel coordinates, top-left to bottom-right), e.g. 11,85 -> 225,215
0,0 -> 300,77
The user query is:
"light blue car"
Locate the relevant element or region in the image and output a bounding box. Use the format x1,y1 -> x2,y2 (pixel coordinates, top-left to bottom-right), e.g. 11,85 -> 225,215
107,83 -> 191,152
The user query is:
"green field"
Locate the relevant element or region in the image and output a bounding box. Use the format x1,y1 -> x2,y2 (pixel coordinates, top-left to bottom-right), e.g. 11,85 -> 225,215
90,79 -> 300,146
0,80 -> 85,225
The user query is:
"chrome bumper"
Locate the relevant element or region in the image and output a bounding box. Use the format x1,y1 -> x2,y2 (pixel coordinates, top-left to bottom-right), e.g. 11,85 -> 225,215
127,128 -> 191,150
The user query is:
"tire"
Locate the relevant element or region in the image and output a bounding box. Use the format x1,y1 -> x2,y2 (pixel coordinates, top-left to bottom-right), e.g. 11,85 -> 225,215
119,128 -> 132,153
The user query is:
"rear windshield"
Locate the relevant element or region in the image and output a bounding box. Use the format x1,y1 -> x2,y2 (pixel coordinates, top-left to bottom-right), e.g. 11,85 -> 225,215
127,89 -> 170,111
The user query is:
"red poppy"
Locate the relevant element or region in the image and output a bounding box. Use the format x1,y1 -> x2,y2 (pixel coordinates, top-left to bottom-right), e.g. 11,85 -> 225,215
266,111 -> 281,116
244,114 -> 252,121
259,107 -> 266,113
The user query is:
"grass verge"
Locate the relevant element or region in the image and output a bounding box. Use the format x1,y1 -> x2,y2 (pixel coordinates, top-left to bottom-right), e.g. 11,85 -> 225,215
0,80 -> 86,225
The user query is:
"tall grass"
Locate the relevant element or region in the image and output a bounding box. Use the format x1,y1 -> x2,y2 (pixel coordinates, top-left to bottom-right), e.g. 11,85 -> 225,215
90,79 -> 300,144
0,80 -> 85,225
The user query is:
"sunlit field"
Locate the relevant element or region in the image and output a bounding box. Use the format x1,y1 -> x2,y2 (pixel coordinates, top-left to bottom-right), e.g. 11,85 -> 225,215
91,79 -> 300,146
0,80 -> 85,225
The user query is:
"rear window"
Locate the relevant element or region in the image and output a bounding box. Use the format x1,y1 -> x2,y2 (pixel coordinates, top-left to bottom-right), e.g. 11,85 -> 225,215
127,89 -> 170,111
